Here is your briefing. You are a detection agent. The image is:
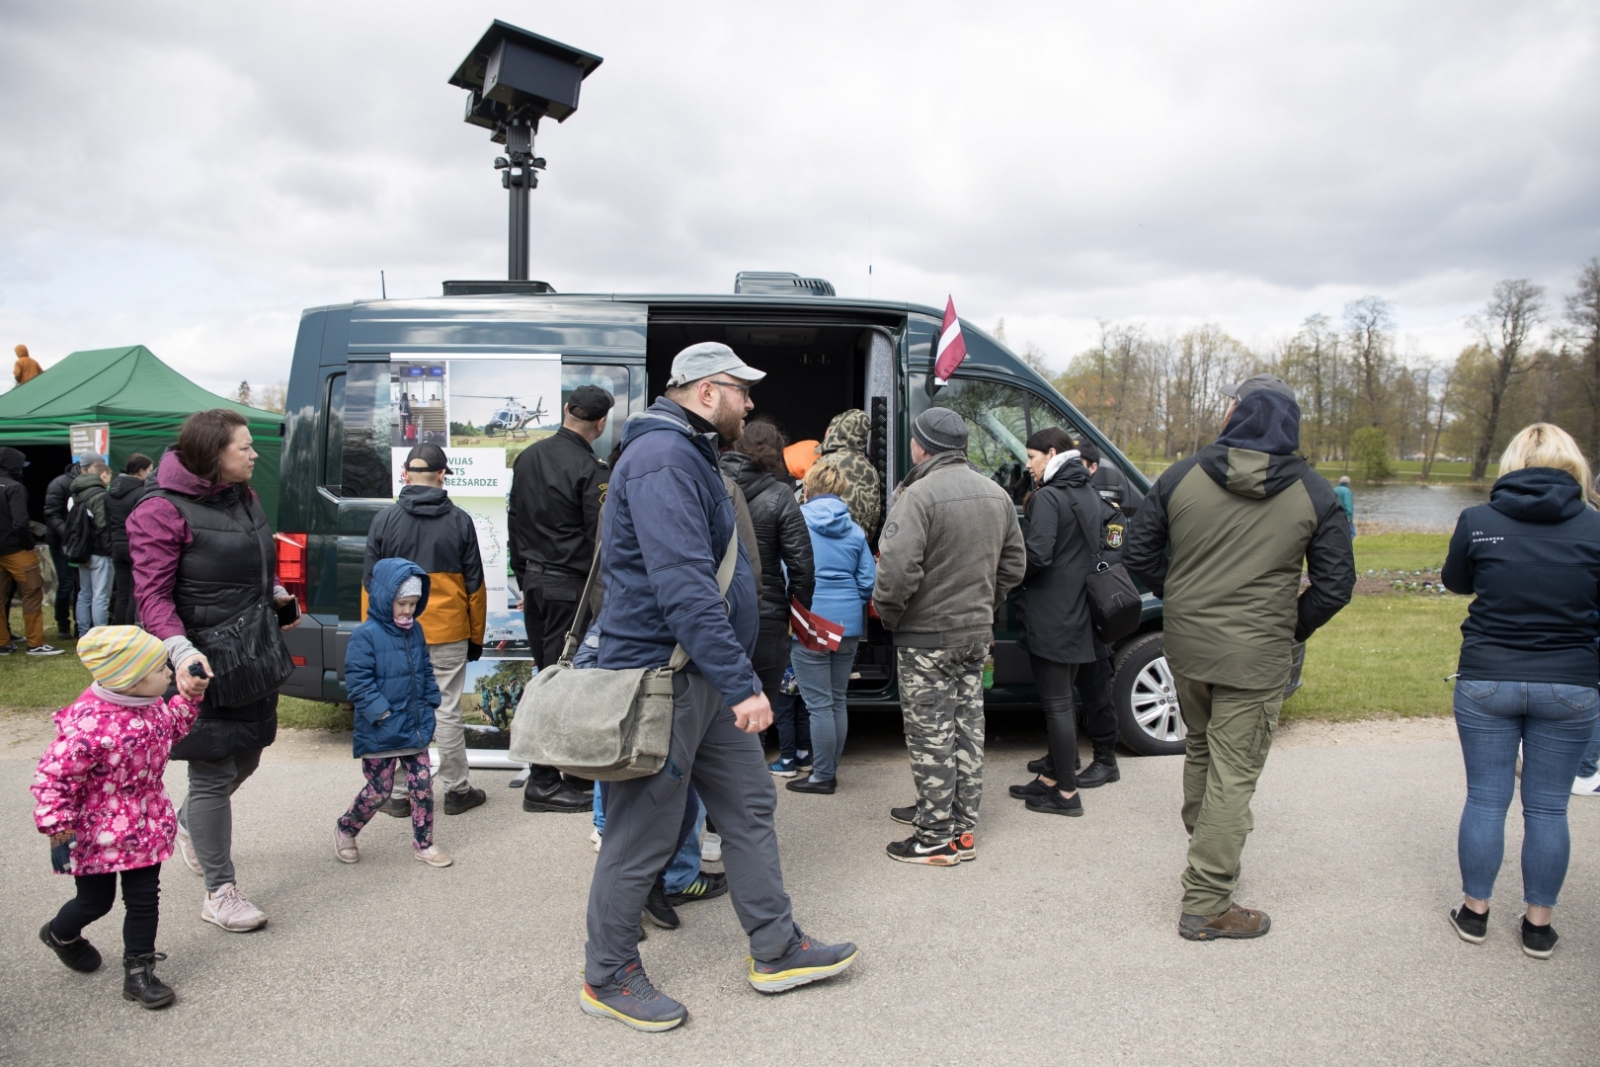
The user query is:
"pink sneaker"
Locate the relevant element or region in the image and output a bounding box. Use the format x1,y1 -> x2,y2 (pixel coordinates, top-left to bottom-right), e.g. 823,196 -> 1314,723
334,828 -> 360,864
201,883 -> 268,932
413,844 -> 453,868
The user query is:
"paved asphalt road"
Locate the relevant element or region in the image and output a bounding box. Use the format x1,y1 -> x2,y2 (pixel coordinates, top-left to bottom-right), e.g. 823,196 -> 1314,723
0,714 -> 1595,1067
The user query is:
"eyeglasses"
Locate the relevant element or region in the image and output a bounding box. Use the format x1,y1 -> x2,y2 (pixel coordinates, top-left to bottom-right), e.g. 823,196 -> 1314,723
707,380 -> 752,396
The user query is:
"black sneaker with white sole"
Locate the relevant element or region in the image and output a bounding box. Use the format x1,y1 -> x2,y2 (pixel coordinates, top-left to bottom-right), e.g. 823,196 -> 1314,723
665,871 -> 728,907
885,836 -> 960,866
1521,916 -> 1558,959
27,644 -> 65,657
643,884 -> 680,930
953,831 -> 976,862
1449,905 -> 1488,944
889,804 -> 916,825
443,786 -> 486,815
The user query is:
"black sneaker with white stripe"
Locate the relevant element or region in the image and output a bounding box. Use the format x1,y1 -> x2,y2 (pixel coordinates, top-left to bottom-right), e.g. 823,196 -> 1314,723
885,836 -> 960,866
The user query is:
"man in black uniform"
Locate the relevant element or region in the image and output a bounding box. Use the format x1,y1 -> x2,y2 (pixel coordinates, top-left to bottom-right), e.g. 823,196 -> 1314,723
509,384 -> 614,813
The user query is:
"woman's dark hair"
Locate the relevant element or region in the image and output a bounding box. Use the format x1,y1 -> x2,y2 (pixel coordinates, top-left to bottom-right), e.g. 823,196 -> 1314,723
734,417 -> 789,476
1025,427 -> 1077,456
178,409 -> 251,489
124,453 -> 153,476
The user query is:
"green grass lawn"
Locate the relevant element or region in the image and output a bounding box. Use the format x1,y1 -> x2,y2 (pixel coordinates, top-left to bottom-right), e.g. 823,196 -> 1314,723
1287,595 -> 1465,722
1352,532 -> 1451,573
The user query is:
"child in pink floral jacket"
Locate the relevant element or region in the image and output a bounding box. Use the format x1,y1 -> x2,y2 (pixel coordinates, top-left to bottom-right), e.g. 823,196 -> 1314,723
33,626 -> 200,1010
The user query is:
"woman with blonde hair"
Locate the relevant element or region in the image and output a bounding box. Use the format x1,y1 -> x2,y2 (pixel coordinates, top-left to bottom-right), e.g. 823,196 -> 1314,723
1441,422 -> 1600,958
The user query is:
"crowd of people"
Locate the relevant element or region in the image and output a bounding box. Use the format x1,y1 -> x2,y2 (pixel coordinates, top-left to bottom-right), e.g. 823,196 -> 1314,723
17,343 -> 1600,1027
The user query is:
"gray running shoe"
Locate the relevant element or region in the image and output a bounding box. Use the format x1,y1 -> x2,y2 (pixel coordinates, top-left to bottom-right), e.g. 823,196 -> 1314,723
580,961 -> 687,1032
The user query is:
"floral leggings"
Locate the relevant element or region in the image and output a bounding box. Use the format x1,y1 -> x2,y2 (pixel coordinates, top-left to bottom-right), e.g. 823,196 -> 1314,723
338,754 -> 433,849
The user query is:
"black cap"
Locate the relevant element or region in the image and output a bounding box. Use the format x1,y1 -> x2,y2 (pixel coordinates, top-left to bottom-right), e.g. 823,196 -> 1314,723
404,443 -> 451,475
1076,440 -> 1102,465
566,385 -> 615,421
0,447 -> 27,473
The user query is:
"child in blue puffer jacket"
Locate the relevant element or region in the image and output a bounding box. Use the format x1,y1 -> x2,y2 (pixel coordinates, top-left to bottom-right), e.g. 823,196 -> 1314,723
334,558 -> 452,867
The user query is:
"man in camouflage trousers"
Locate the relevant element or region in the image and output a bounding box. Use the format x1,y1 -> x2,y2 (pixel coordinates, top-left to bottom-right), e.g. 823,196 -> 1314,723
810,409 -> 883,541
873,408 -> 1025,865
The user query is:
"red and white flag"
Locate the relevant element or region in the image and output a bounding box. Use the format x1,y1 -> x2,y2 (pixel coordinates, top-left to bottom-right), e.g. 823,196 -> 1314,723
790,598 -> 845,653
933,295 -> 968,386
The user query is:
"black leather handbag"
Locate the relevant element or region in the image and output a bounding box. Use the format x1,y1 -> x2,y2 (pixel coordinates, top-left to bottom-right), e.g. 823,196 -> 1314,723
190,599 -> 295,708
1067,493 -> 1143,645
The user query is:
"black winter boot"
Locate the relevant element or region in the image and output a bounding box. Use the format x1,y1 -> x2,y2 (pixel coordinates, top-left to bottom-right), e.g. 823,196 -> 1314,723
122,953 -> 176,1009
522,766 -> 591,813
40,922 -> 102,973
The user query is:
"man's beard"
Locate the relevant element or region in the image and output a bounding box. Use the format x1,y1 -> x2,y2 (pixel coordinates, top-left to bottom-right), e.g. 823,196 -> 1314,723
711,390 -> 745,443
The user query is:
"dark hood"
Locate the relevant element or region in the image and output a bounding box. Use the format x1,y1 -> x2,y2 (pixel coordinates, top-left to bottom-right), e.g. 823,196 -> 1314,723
719,451 -> 778,501
0,447 -> 26,475
107,473 -> 146,500
397,484 -> 453,517
620,397 -> 719,467
819,409 -> 869,457
1216,391 -> 1302,455
367,557 -> 431,636
1489,467 -> 1588,524
70,472 -> 107,500
1196,390 -> 1308,500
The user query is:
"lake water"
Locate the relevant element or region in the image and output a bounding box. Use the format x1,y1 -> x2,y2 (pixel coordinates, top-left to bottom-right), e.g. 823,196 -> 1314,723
1347,483 -> 1489,532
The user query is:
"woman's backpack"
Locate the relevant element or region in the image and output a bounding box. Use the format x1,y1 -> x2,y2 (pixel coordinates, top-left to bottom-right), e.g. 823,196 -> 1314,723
62,496 -> 99,564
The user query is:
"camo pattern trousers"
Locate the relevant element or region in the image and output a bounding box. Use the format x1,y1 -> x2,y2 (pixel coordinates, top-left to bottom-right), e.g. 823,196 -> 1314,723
897,642 -> 988,844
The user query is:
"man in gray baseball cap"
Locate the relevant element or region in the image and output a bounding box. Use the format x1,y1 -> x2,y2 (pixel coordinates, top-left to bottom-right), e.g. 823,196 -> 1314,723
663,342 -> 766,444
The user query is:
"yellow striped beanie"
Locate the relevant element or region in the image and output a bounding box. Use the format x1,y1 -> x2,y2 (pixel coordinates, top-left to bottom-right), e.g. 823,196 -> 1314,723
77,626 -> 169,691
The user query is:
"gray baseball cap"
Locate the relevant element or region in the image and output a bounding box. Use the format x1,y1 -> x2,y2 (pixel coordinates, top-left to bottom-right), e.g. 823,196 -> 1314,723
1221,373 -> 1295,403
665,342 -> 767,388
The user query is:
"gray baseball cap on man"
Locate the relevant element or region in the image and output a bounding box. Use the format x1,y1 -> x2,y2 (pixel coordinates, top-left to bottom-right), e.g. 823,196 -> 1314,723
1221,373 -> 1295,403
665,342 -> 767,388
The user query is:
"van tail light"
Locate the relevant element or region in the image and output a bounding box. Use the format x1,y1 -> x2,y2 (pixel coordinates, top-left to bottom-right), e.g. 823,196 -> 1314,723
275,532 -> 309,613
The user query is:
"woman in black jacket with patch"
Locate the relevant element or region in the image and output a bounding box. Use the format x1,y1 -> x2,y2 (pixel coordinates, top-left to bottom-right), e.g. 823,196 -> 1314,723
1008,428 -> 1111,818
720,419 -> 816,775
1441,422 -> 1600,959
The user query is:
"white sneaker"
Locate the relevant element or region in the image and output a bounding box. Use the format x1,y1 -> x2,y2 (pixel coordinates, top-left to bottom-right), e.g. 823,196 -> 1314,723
201,883 -> 268,932
414,844 -> 453,867
701,831 -> 723,864
174,825 -> 203,875
26,644 -> 65,656
589,828 -> 602,853
334,828 -> 360,864
1572,772 -> 1600,796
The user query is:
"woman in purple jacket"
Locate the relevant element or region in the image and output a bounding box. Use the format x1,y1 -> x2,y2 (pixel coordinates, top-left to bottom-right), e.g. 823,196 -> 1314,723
127,409 -> 300,935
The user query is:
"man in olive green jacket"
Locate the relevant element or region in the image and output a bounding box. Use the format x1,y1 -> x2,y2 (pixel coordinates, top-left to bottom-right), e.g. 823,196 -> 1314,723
1124,375 -> 1353,941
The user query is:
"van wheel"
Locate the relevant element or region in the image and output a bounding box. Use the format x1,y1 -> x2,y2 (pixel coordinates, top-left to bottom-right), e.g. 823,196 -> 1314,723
1112,632 -> 1186,757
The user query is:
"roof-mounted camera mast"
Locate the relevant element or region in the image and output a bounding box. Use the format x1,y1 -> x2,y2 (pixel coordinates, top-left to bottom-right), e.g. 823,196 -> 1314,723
448,21 -> 603,281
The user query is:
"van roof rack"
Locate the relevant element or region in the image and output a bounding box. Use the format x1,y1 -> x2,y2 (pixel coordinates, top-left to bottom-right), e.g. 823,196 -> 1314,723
734,271 -> 835,297
442,279 -> 558,295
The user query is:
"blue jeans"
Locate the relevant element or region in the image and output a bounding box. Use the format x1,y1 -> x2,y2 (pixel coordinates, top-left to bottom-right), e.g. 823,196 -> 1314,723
1577,718 -> 1600,779
1454,680 -> 1599,907
792,637 -> 859,782
75,554 -> 112,634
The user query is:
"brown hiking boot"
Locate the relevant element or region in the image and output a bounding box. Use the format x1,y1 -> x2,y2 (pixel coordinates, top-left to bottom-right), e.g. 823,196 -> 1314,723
1178,902 -> 1272,941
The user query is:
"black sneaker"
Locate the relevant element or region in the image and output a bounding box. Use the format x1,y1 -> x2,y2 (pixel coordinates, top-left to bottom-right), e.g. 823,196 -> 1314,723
443,786 -> 486,815
889,804 -> 916,825
1025,788 -> 1084,817
748,929 -> 859,992
1449,905 -> 1488,944
40,922 -> 101,972
580,961 -> 686,1032
379,796 -> 411,819
643,884 -> 680,930
953,831 -> 976,862
1026,753 -> 1053,775
1009,777 -> 1051,800
885,836 -> 960,866
1076,759 -> 1121,788
786,776 -> 836,794
0,642 -> 15,656
122,952 -> 175,1009
665,871 -> 728,907
1521,916 -> 1559,959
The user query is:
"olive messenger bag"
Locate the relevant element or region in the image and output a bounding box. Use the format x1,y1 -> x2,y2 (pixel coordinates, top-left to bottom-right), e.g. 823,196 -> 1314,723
507,524 -> 740,781
1065,490 -> 1143,645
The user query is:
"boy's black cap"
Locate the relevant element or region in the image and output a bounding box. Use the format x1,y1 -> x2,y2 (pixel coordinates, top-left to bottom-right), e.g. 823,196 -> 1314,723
566,385 -> 614,421
405,444 -> 451,475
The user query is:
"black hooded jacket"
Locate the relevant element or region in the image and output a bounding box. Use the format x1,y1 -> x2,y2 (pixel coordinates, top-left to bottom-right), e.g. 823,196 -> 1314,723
104,473 -> 150,555
0,449 -> 32,555
43,462 -> 80,548
719,451 -> 815,624
1016,457 -> 1114,664
1442,467 -> 1600,687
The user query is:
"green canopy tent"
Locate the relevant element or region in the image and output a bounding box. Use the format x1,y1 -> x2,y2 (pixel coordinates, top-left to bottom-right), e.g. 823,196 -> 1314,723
0,345 -> 284,524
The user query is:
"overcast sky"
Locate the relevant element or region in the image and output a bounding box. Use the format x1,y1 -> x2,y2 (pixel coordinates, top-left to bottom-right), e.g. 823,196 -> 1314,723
1,1 -> 1596,396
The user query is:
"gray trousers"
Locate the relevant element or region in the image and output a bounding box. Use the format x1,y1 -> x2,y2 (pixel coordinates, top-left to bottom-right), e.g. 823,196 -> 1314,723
584,672 -> 798,984
390,640 -> 470,798
177,748 -> 264,892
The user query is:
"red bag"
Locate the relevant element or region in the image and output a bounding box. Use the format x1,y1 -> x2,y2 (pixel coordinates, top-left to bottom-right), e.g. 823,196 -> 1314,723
790,599 -> 844,653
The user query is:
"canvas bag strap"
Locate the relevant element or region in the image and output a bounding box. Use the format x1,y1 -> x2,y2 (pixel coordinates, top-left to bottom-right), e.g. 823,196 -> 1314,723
666,528 -> 740,672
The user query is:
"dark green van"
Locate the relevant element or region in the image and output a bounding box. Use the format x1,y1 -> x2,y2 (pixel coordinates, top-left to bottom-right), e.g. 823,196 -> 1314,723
277,274 -> 1280,756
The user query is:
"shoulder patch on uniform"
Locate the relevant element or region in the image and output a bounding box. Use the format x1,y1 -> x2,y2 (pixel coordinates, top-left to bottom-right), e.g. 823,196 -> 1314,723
883,519 -> 899,539
597,481 -> 608,506
1105,523 -> 1124,549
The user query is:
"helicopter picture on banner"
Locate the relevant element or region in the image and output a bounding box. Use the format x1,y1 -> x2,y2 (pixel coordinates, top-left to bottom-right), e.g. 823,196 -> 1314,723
444,358 -> 563,463
456,393 -> 547,438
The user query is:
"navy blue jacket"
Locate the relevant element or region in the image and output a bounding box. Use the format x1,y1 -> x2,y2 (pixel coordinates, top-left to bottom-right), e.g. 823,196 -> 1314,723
1442,467 -> 1600,688
597,397 -> 762,705
344,558 -> 440,757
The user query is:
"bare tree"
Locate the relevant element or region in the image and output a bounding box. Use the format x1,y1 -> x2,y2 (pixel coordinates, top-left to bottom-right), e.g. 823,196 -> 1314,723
1420,365 -> 1452,480
1564,258 -> 1600,459
1467,279 -> 1545,481
1344,296 -> 1393,428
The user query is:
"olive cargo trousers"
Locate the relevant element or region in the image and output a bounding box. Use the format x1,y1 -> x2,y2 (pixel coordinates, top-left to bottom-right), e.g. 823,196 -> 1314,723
1173,671 -> 1284,917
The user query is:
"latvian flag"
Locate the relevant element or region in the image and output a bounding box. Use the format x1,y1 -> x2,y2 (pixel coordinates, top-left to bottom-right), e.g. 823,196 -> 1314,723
933,295 -> 968,386
790,598 -> 845,653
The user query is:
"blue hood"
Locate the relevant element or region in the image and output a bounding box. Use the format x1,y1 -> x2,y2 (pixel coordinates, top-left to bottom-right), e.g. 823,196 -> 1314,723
1217,391 -> 1302,455
803,495 -> 857,539
1489,467 -> 1587,525
367,557 -> 431,635
619,397 -> 719,464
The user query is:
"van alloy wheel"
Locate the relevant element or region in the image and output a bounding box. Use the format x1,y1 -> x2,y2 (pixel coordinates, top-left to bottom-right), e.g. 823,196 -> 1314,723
1129,655 -> 1184,745
1111,632 -> 1187,756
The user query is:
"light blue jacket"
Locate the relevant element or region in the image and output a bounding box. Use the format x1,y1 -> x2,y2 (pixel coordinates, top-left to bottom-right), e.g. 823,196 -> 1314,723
798,495 -> 876,639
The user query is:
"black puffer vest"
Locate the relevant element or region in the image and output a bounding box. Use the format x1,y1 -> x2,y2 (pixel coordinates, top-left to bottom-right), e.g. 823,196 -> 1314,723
154,483 -> 281,760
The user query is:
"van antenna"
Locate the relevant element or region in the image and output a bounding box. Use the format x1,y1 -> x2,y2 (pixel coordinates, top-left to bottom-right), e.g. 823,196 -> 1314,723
381,271 -> 387,299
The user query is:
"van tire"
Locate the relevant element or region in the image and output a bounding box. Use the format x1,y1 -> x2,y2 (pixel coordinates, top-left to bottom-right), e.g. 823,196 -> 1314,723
1112,632 -> 1186,757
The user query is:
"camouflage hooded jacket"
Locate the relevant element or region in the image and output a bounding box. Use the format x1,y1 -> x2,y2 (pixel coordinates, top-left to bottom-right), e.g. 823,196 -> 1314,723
811,409 -> 883,542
